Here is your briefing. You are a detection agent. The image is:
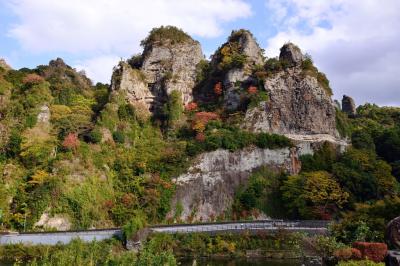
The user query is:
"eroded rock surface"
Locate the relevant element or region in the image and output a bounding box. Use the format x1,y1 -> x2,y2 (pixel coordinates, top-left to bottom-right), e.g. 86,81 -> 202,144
342,95 -> 357,117
244,68 -> 338,137
170,143 -> 314,221
210,30 -> 264,111
141,39 -> 203,106
111,29 -> 203,111
34,211 -> 71,231
279,43 -> 304,66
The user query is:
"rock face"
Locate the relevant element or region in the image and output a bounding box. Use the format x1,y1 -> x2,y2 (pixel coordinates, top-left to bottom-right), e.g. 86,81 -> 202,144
244,68 -> 338,137
111,62 -> 153,113
111,28 -> 203,112
37,105 -> 50,124
342,95 -> 357,116
170,143 -> 314,221
34,211 -> 71,231
244,44 -> 339,138
279,43 -> 304,66
386,216 -> 400,250
141,39 -> 203,106
213,30 -> 264,111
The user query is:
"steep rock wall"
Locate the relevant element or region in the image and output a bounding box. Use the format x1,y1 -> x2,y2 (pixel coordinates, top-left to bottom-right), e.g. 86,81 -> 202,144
170,143 -> 315,221
244,68 -> 338,137
141,40 -> 203,106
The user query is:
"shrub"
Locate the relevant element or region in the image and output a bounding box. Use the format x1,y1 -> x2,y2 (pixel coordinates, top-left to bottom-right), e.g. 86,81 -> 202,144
123,213 -> 147,240
334,247 -> 363,261
338,260 -> 384,266
88,129 -> 102,143
141,26 -> 191,47
22,73 -> 44,85
185,102 -> 198,111
62,133 -> 80,151
112,130 -> 125,144
352,242 -> 388,262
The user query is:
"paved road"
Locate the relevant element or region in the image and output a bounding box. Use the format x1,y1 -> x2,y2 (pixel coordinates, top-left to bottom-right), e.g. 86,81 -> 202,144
0,220 -> 329,245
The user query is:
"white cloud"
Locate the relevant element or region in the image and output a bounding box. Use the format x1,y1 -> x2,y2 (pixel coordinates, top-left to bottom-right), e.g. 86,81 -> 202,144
8,0 -> 251,54
74,55 -> 120,84
265,0 -> 400,106
7,0 -> 251,82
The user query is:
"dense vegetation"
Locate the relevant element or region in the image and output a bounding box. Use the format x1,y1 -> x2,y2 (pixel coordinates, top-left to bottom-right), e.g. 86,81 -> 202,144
230,104 -> 400,245
0,53 -> 292,232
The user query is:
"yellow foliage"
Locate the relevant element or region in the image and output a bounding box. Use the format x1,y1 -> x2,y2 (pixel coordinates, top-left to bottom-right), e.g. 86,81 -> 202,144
303,171 -> 349,208
29,170 -> 50,185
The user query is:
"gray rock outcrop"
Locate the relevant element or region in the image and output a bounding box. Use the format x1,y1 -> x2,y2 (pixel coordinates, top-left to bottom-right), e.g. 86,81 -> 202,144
386,216 -> 400,250
210,30 -> 264,111
279,43 -> 304,66
244,68 -> 338,137
342,95 -> 357,116
141,38 -> 203,106
244,44 -> 339,139
37,105 -> 51,124
111,27 -> 203,112
110,62 -> 153,114
170,141 -> 329,221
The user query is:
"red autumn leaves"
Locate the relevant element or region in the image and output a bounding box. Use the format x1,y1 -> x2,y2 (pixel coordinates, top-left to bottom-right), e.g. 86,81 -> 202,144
62,133 -> 80,151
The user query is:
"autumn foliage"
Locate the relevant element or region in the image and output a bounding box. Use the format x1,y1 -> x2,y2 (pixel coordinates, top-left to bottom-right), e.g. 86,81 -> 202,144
352,242 -> 388,262
247,85 -> 258,94
214,82 -> 222,95
22,73 -> 44,85
62,133 -> 80,151
334,247 -> 362,261
185,101 -> 198,111
192,111 -> 219,133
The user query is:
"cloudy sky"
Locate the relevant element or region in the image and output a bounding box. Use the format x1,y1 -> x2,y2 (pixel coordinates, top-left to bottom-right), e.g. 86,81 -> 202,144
0,0 -> 399,106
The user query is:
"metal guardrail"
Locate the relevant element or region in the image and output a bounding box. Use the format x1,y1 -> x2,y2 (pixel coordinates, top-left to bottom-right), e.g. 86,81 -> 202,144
0,220 -> 329,245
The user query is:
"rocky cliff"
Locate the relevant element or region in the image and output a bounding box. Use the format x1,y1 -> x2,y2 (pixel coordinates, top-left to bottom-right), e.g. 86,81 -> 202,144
210,30 -> 264,110
243,43 -> 339,139
111,26 -> 203,112
109,27 -> 348,222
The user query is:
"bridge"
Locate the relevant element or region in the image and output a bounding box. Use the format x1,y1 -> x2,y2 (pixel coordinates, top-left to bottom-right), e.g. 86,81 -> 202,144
0,220 -> 329,246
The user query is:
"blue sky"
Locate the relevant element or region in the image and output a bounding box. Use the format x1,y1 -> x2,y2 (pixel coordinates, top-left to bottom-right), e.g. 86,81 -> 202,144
1,0 -> 399,106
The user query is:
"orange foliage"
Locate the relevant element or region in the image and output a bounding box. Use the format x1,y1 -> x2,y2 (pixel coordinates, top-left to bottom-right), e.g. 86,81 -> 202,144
121,193 -> 136,207
214,82 -> 222,95
22,73 -> 44,85
247,85 -> 258,94
352,242 -> 388,262
185,102 -> 198,111
191,111 -> 219,133
334,247 -> 362,261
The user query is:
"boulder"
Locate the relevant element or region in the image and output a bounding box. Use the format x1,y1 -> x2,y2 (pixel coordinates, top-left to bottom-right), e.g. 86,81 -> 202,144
386,216 -> 400,250
37,105 -> 50,124
279,43 -> 304,67
342,95 -> 357,116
